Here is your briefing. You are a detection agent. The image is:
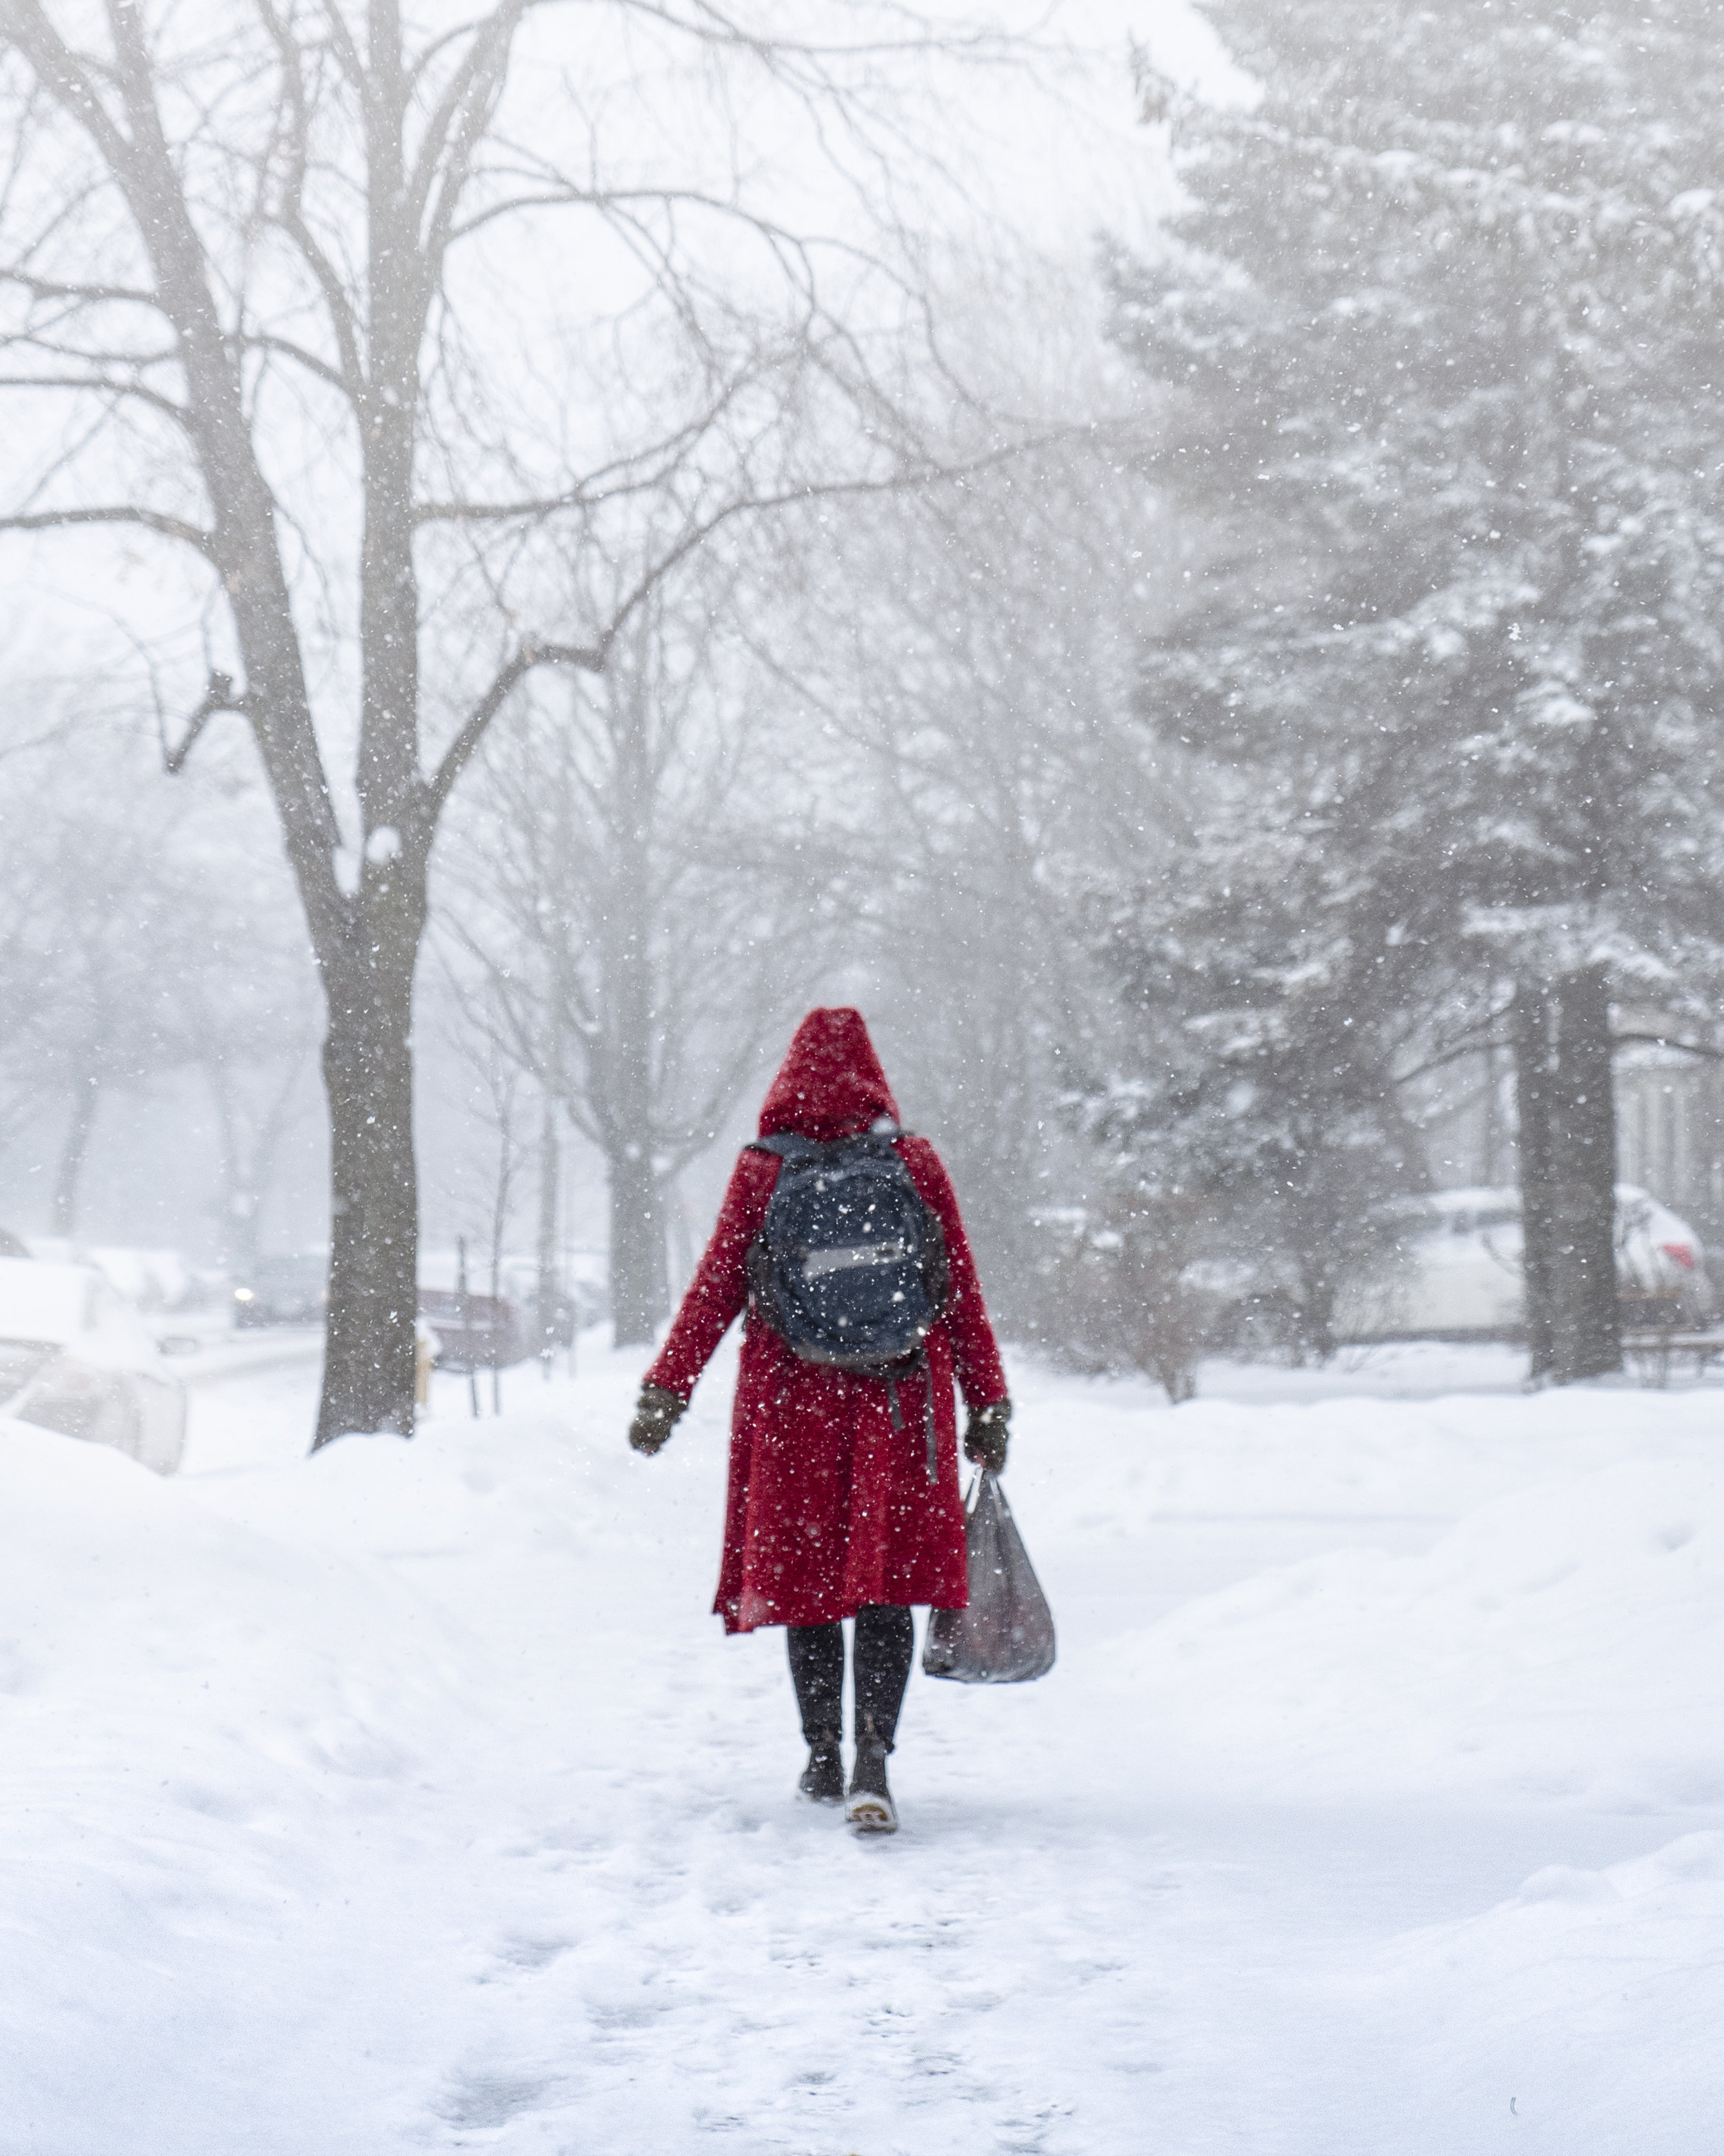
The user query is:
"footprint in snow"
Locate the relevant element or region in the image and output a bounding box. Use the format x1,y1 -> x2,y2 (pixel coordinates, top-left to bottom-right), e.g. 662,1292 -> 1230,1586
491,1934 -> 572,1972
433,2070 -> 554,2129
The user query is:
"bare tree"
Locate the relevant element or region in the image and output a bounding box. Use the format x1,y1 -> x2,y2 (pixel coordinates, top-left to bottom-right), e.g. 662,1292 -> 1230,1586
0,761 -> 199,1233
170,814 -> 325,1274
440,581 -> 836,1342
199,1046 -> 320,1277
751,444 -> 1169,1322
0,0 -> 999,1445
0,686 -> 329,1255
0,750 -> 325,1266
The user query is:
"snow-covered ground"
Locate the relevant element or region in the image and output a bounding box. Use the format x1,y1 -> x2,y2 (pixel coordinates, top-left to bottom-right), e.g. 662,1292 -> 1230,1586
4,1339 -> 1722,2153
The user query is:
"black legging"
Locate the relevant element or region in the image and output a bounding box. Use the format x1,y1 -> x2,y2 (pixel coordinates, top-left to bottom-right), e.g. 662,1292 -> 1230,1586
787,1605 -> 915,1751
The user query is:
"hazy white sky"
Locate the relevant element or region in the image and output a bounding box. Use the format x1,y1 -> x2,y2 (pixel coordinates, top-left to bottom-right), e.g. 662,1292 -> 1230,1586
930,0 -> 1251,251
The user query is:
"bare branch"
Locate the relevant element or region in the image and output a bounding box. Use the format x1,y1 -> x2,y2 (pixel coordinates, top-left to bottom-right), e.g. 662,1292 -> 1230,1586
412,1 -> 526,280
254,0 -> 364,391
446,186 -> 585,242
310,0 -> 366,94
411,383 -> 756,523
0,503 -> 216,555
406,3 -> 516,226
162,668 -> 251,775
241,330 -> 351,395
0,369 -> 188,420
597,444 -> 1039,641
588,0 -> 1010,68
425,637 -> 606,812
3,2 -> 136,175
0,268 -> 162,309
406,14 -> 493,97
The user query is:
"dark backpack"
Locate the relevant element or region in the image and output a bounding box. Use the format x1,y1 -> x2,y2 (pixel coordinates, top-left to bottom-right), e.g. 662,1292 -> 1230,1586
745,1130 -> 950,1377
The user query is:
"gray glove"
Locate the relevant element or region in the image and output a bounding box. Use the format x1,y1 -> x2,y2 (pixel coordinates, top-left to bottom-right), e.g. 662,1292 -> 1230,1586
628,1384 -> 688,1456
963,1397 -> 1011,1473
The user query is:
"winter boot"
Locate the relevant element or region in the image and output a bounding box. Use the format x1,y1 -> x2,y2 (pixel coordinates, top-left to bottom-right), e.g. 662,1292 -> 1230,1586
798,1730 -> 844,1806
788,1625 -> 844,1804
845,1713 -> 899,1835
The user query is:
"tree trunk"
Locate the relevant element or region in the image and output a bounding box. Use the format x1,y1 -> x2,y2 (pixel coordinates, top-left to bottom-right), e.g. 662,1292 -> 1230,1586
314,907 -> 423,1447
1550,966 -> 1621,1382
52,1079 -> 99,1239
1514,968 -> 1621,1386
308,1 -> 430,1449
1514,983 -> 1558,1379
207,1055 -> 304,1279
598,658 -> 669,1347
1296,1258 -> 1339,1365
609,1148 -> 668,1346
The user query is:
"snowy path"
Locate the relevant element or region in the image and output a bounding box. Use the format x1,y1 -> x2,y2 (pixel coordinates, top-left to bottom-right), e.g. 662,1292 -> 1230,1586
4,1344 -> 1723,2153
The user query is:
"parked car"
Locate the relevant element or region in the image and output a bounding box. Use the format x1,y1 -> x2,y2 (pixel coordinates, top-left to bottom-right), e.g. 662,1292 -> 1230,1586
85,1245 -> 197,1312
232,1253 -> 328,1328
13,1238 -> 202,1311
0,1255 -> 187,1474
1339,1184 -> 1716,1341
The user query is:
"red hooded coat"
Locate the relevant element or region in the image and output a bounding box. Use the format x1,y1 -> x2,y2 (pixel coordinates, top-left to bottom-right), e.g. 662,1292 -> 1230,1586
643,1008 -> 1008,1633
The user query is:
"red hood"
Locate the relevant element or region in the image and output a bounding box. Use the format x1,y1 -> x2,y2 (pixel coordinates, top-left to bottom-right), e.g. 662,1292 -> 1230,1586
757,1008 -> 899,1142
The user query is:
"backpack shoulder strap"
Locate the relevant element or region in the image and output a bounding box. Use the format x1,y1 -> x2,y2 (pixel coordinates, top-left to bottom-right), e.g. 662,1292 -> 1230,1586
745,1132 -> 825,1164
745,1126 -> 914,1166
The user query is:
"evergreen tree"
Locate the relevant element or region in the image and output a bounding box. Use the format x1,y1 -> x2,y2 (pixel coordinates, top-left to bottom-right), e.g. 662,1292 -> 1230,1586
1106,0 -> 1724,1381
1083,768 -> 1437,1364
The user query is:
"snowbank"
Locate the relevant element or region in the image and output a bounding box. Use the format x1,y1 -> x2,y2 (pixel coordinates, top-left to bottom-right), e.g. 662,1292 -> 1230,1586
0,1417 -> 494,2150
1366,1832 -> 1724,2150
1010,1353 -> 1724,1536
1112,1460 -> 1724,1809
4,1348 -> 1723,2153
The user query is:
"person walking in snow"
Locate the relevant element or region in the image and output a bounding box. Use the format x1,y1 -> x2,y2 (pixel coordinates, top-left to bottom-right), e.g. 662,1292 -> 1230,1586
624,1007 -> 1011,1834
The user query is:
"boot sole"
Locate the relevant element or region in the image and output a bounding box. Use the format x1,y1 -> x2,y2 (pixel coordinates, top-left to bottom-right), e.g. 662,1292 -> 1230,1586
846,1794 -> 899,1834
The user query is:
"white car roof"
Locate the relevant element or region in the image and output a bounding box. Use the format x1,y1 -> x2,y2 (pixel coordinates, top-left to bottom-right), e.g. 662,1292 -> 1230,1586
0,1255 -> 99,1342
1413,1184 -> 1705,1257
0,1256 -> 165,1366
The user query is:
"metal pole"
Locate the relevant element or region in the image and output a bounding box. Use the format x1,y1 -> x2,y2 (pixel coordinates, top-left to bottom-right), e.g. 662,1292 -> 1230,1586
489,1230 -> 503,1418
562,1149 -> 577,1382
457,1235 -> 479,1419
537,1095 -> 559,1383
